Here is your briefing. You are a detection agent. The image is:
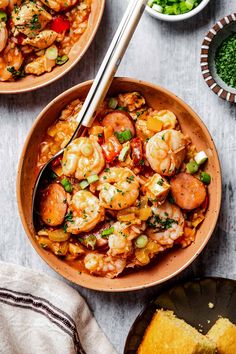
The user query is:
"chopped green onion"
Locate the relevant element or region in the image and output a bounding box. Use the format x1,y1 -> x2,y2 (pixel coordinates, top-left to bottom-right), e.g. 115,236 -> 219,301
186,161 -> 199,174
79,180 -> 89,190
56,55 -> 69,65
87,174 -> 99,184
108,97 -> 118,109
200,172 -> 211,185
61,178 -> 73,193
135,235 -> 148,249
148,0 -> 202,15
101,227 -> 114,237
0,11 -> 7,22
81,143 -> 93,157
152,4 -> 163,12
79,235 -> 96,250
45,46 -> 58,60
115,129 -> 133,144
194,151 -> 208,165
118,145 -> 130,162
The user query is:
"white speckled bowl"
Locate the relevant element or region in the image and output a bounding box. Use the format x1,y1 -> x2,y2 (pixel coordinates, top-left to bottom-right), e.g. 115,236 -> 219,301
146,0 -> 210,22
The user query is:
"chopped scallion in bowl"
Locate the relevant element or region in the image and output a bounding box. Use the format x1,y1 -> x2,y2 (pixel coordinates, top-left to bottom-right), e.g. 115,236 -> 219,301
146,0 -> 210,22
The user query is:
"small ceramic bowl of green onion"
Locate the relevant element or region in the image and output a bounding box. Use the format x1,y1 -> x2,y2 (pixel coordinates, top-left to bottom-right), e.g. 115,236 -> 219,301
201,13 -> 236,103
146,0 -> 210,22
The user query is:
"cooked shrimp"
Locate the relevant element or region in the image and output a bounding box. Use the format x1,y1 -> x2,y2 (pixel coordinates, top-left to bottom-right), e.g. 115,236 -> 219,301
146,129 -> 187,176
155,110 -> 177,129
143,173 -> 170,204
0,43 -> 23,81
22,30 -> 57,49
62,136 -> 105,180
117,92 -> 145,111
41,0 -> 77,11
147,201 -> 184,247
84,253 -> 126,278
24,54 -> 56,75
170,172 -> 207,210
98,167 -> 140,210
108,222 -> 139,257
65,190 -> 105,234
12,2 -> 52,37
39,183 -> 67,227
101,111 -> 135,136
0,23 -> 7,53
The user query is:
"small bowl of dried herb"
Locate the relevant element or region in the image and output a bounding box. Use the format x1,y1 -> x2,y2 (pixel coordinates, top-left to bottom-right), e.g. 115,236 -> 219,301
201,13 -> 236,103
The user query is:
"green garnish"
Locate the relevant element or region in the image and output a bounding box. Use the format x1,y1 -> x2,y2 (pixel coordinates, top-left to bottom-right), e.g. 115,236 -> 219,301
65,211 -> 73,221
79,235 -> 96,250
135,235 -> 148,249
215,34 -> 236,88
115,129 -> 133,143
186,161 -> 199,174
101,227 -> 114,237
87,174 -> 99,184
0,11 -> 7,22
61,177 -> 73,193
79,180 -> 89,190
7,66 -> 25,79
147,215 -> 178,230
200,172 -> 211,185
108,97 -> 118,109
56,55 -> 69,65
148,0 -> 202,15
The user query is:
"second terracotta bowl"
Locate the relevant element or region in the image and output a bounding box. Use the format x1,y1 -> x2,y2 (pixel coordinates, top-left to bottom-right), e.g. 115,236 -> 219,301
0,0 -> 105,94
17,78 -> 222,292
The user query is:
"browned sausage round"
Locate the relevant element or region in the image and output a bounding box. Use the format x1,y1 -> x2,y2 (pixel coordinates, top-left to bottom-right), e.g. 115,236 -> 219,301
101,110 -> 135,135
170,172 -> 207,210
39,183 -> 67,226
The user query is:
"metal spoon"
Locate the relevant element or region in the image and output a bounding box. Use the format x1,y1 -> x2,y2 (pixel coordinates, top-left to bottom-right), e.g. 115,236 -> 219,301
32,0 -> 148,226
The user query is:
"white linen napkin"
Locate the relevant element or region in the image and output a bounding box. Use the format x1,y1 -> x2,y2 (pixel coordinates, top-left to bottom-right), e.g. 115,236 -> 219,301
0,261 -> 117,354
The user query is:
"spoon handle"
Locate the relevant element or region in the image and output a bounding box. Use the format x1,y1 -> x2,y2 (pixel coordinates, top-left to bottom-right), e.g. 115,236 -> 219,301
70,0 -> 148,141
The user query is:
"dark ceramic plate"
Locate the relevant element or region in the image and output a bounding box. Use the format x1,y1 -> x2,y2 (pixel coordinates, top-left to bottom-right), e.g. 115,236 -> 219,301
124,277 -> 236,354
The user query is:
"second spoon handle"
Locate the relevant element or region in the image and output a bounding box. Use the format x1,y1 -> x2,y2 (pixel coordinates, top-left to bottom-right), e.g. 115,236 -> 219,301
70,0 -> 148,140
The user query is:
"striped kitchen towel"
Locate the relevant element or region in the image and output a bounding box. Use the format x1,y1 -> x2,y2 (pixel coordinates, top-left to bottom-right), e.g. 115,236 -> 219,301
0,261 -> 117,354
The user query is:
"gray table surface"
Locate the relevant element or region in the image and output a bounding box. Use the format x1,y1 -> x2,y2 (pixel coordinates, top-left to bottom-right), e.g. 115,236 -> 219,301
0,0 -> 236,353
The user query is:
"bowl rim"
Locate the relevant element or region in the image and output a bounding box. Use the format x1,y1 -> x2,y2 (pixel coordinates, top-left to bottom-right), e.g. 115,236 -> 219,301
145,0 -> 210,22
0,0 -> 105,94
201,12 -> 236,103
16,77 -> 222,292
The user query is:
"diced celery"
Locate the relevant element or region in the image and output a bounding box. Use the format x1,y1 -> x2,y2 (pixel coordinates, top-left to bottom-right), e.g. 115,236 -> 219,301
61,178 -> 73,193
45,45 -> 58,60
87,174 -> 99,184
118,145 -> 130,162
79,180 -> 89,189
135,235 -> 148,248
186,161 -> 199,174
194,151 -> 208,165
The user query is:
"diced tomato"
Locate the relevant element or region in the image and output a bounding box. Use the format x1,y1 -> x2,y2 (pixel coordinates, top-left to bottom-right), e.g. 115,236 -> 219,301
50,16 -> 70,33
131,137 -> 143,166
101,136 -> 122,163
51,155 -> 62,168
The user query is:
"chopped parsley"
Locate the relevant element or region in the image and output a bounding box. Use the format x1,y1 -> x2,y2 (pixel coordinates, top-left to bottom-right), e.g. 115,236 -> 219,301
147,215 -> 178,230
157,178 -> 164,186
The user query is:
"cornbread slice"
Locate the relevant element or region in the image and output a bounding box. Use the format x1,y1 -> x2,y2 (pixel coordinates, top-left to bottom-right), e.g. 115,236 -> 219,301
138,310 -> 216,354
207,318 -> 236,354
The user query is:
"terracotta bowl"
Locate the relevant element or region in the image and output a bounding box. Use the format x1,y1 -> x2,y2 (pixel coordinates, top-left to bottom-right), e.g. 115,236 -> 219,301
0,0 -> 105,94
17,78 -> 222,292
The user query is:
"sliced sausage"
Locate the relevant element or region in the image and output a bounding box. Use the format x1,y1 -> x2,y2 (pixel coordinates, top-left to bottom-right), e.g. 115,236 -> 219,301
170,172 -> 207,211
101,110 -> 135,136
39,183 -> 67,226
